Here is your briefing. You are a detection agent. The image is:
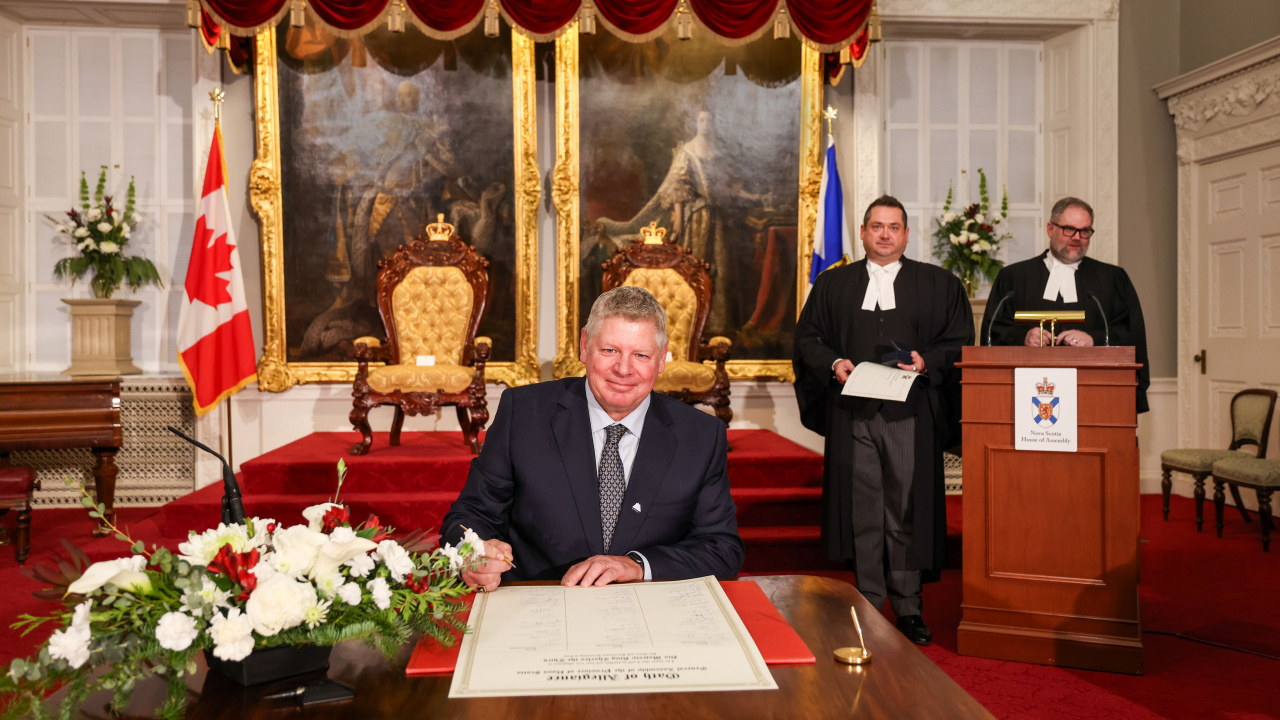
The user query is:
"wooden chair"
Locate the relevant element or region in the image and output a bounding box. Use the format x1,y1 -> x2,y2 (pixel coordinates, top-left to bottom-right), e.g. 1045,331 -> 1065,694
1209,456 -> 1279,551
1160,388 -> 1277,531
350,215 -> 491,455
601,222 -> 732,425
0,465 -> 39,565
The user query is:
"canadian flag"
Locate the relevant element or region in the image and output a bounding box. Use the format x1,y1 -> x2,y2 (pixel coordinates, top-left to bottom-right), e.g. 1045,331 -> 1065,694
177,124 -> 256,416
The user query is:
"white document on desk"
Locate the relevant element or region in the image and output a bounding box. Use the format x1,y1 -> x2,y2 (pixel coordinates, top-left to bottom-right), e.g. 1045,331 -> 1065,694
448,576 -> 777,697
841,361 -> 920,402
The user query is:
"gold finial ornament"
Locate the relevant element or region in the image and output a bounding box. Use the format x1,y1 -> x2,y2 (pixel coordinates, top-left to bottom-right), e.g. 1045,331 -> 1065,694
426,213 -> 455,241
640,221 -> 668,245
210,88 -> 226,123
823,106 -> 837,136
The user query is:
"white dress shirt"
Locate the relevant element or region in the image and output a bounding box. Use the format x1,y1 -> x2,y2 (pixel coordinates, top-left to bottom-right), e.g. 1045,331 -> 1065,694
861,259 -> 902,311
1043,254 -> 1081,303
584,384 -> 653,579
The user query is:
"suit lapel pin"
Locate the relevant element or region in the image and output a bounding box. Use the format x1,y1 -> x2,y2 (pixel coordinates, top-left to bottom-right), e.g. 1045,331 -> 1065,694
632,503 -> 641,513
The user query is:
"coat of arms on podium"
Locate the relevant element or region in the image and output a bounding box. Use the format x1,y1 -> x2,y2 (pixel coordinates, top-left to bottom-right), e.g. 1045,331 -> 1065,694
1032,377 -> 1060,428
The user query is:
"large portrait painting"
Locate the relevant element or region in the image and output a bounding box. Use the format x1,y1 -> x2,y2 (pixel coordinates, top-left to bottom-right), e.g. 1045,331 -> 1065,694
552,28 -> 822,381
254,20 -> 539,391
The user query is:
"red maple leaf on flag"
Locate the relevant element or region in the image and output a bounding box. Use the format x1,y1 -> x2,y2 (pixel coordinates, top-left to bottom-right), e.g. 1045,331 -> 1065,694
185,216 -> 234,307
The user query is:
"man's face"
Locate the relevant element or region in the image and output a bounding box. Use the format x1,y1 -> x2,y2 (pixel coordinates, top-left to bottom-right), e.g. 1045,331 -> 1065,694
580,316 -> 667,420
860,206 -> 910,265
1047,205 -> 1093,263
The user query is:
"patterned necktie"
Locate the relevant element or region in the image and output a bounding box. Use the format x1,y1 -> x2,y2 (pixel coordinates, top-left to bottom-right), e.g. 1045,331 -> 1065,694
599,423 -> 628,553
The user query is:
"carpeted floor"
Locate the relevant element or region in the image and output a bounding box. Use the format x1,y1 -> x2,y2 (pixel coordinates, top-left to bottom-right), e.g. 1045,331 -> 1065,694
1,494 -> 1277,718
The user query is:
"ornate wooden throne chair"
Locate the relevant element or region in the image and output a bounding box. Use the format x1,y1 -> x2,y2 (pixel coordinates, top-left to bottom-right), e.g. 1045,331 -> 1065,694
601,222 -> 732,425
350,215 -> 491,455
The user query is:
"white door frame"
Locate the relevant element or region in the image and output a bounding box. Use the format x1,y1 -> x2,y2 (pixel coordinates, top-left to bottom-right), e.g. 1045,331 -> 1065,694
1157,37 -> 1280,448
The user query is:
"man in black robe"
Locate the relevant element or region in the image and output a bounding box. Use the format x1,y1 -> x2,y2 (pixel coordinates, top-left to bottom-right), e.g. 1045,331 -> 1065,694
980,197 -> 1149,413
794,196 -> 972,645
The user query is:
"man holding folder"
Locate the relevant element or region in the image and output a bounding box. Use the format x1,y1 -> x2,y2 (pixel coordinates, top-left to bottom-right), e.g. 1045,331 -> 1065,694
794,196 -> 972,645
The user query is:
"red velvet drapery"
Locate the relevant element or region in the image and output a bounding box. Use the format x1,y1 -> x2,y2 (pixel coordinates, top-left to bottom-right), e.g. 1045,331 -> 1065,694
199,0 -> 873,54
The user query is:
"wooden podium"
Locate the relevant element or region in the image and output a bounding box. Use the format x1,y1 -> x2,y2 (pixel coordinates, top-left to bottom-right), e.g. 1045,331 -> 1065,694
956,346 -> 1143,674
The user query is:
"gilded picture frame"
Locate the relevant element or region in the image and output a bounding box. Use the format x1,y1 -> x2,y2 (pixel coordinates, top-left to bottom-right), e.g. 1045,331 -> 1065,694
551,25 -> 822,383
253,26 -> 540,393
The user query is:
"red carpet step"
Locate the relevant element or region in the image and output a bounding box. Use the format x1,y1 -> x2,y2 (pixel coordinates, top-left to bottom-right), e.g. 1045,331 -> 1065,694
162,429 -> 825,540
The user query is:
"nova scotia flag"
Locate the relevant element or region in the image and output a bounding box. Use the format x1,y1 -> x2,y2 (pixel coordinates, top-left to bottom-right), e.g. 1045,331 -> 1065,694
809,135 -> 853,284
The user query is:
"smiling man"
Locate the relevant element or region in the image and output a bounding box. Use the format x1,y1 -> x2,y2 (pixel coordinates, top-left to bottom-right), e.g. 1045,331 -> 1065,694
441,286 -> 743,591
980,196 -> 1150,412
794,195 -> 972,645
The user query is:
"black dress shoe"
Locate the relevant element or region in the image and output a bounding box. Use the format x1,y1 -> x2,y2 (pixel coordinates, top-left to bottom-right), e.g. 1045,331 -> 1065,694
896,615 -> 932,645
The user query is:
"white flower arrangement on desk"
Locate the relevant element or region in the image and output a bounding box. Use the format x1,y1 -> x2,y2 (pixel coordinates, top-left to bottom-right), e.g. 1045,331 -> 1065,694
931,168 -> 1011,298
0,461 -> 486,720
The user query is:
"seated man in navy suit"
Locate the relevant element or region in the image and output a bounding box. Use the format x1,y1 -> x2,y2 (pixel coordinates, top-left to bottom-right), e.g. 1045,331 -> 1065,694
441,286 -> 744,590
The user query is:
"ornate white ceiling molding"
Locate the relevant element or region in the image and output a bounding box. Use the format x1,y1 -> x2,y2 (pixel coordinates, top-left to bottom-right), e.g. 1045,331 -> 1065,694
1166,61 -> 1280,135
879,0 -> 1117,22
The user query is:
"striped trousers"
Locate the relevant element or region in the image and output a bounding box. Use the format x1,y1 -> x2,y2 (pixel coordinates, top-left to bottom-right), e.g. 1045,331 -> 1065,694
850,412 -> 922,617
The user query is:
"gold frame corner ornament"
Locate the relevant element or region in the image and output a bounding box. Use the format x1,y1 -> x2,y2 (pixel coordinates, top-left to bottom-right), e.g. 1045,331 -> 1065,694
253,27 -> 541,392
550,36 -> 819,384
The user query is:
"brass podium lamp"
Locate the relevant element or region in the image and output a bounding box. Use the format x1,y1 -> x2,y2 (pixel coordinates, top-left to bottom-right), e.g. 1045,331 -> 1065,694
1014,310 -> 1087,346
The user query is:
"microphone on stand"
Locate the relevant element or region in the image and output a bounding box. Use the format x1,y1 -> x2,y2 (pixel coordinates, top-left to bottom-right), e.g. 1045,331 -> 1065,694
1089,293 -> 1110,346
168,426 -> 246,526
986,292 -> 1016,346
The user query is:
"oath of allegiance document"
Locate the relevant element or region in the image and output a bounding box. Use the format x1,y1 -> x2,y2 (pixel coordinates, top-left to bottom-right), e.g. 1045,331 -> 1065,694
447,576 -> 778,697
841,361 -> 920,402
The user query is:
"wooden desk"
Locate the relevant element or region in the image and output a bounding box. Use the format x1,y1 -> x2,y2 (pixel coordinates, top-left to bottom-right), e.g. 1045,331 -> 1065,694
62,576 -> 993,719
0,374 -> 123,533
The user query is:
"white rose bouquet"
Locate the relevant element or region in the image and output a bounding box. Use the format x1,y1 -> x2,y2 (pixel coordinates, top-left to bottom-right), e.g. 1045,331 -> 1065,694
931,168 -> 1011,298
48,166 -> 162,299
1,463 -> 487,719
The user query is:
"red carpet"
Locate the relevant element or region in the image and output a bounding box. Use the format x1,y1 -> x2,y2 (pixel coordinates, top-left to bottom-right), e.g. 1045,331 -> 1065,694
4,432 -> 1279,718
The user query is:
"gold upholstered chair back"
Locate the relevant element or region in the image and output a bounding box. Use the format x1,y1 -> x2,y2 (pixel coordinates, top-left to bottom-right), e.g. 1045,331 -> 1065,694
349,215 -> 492,455
601,222 -> 732,426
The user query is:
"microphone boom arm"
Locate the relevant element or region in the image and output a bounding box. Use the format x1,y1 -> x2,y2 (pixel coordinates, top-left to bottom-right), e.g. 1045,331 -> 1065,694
167,426 -> 247,526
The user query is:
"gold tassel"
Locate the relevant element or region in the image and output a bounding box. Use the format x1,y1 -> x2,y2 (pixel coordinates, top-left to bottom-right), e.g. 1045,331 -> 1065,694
839,46 -> 851,64
676,2 -> 692,40
185,0 -> 200,28
387,0 -> 405,32
869,0 -> 882,43
580,0 -> 596,34
774,3 -> 790,40
484,0 -> 500,37
290,0 -> 305,27
215,29 -> 230,50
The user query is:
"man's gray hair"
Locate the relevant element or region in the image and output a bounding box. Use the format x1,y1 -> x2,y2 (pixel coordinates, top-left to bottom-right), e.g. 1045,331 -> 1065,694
1050,196 -> 1094,225
584,286 -> 668,350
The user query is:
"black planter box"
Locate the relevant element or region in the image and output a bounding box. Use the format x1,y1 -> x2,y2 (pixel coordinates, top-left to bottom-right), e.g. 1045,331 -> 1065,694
205,645 -> 333,686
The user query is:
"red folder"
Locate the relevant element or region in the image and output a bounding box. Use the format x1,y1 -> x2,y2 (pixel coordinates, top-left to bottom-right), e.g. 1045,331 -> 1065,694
405,580 -> 814,676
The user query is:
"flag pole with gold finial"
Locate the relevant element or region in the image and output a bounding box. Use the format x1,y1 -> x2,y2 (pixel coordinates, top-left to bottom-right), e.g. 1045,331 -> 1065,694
210,88 -> 225,124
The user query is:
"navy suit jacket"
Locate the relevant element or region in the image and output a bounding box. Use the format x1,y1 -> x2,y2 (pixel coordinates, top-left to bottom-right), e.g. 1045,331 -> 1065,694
440,377 -> 744,581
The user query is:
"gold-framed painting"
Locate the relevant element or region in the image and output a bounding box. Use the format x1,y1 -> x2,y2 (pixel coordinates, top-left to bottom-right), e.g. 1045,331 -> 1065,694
252,19 -> 540,392
551,24 -> 822,382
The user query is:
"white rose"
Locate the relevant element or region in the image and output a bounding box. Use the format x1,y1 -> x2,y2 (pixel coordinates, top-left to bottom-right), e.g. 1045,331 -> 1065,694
336,583 -> 362,605
96,222 -> 112,233
978,240 -> 992,251
67,556 -> 149,595
155,611 -> 198,651
328,526 -> 356,543
178,523 -> 256,566
369,577 -> 392,610
87,208 -> 101,221
346,553 -> 375,578
73,227 -> 89,238
974,213 -> 985,224
949,233 -> 959,245
942,212 -> 956,223
301,503 -> 344,532
244,574 -> 316,636
373,540 -> 415,582
209,608 -> 255,662
48,626 -> 91,668
98,241 -> 119,254
269,525 -> 328,579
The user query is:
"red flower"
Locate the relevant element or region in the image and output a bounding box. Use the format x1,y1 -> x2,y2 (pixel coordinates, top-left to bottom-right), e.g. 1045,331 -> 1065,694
321,505 -> 351,533
361,515 -> 389,543
981,224 -> 994,233
207,545 -> 261,601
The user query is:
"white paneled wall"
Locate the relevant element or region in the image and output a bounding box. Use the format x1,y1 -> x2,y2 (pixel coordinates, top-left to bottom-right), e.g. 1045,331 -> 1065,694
883,41 -> 1044,283
0,15 -> 22,372
24,28 -> 194,372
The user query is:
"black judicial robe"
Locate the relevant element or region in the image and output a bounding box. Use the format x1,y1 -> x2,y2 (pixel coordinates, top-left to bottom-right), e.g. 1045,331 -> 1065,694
980,251 -> 1150,413
793,259 -> 973,579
